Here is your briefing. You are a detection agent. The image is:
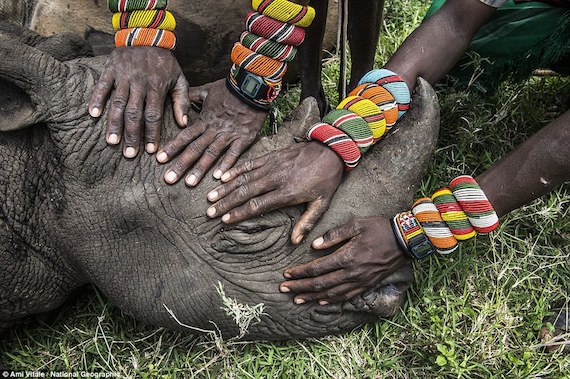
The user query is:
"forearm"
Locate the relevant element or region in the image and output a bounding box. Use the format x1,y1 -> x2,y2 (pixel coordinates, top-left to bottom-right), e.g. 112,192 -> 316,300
384,0 -> 497,90
477,110 -> 570,218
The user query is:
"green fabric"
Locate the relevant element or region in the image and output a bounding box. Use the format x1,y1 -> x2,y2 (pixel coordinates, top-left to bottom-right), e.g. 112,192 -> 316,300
424,0 -> 570,90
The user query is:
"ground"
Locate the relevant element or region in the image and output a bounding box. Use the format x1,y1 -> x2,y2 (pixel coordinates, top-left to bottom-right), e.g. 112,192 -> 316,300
1,0 -> 569,377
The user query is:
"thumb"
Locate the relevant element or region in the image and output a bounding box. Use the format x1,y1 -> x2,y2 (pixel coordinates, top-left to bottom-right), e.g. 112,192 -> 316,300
291,198 -> 331,245
188,81 -> 214,103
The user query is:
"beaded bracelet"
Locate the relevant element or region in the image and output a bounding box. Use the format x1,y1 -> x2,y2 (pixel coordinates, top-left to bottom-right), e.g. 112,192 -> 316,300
231,42 -> 288,81
246,11 -> 306,46
322,109 -> 374,153
359,69 -> 411,119
112,10 -> 176,31
115,28 -> 176,50
226,64 -> 281,111
449,175 -> 499,234
109,0 -> 168,12
349,83 -> 398,129
392,175 -> 499,259
240,32 -> 297,62
252,0 -> 316,27
306,123 -> 361,170
432,188 -> 477,241
412,198 -> 458,254
337,96 -> 386,141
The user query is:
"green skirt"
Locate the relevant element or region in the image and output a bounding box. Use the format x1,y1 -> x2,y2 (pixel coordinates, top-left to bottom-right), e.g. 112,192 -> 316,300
424,0 -> 570,89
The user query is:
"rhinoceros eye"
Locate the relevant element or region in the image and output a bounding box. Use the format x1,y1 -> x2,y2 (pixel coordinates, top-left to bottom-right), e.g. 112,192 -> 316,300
211,212 -> 292,255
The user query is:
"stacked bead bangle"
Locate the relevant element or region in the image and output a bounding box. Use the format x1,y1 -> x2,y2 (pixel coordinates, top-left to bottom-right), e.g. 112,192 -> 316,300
109,0 -> 176,50
226,0 -> 315,111
391,175 -> 499,259
306,68 -> 411,171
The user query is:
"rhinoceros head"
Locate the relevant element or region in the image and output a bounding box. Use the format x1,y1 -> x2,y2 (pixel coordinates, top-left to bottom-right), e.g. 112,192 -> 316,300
0,29 -> 439,340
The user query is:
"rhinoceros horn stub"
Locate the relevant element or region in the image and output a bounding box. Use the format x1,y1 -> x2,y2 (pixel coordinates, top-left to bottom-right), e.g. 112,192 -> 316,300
0,37 -> 71,131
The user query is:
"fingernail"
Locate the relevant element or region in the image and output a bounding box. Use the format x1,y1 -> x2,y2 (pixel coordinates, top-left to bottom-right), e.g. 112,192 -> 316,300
213,170 -> 223,179
319,300 -> 329,306
186,174 -> 197,187
107,133 -> 120,145
294,298 -> 305,305
312,237 -> 324,248
208,191 -> 218,201
206,206 -> 216,218
280,286 -> 290,293
146,143 -> 156,153
156,152 -> 168,163
294,235 -> 304,245
124,147 -> 137,158
221,213 -> 230,223
183,114 -> 188,126
90,107 -> 101,117
164,171 -> 177,183
221,172 -> 231,182
284,272 -> 292,279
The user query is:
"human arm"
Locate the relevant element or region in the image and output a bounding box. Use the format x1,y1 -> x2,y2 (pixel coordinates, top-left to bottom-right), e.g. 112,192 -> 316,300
383,0 -> 498,90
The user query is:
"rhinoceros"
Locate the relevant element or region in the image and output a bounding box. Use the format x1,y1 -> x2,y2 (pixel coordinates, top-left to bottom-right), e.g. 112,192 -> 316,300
0,29 -> 440,340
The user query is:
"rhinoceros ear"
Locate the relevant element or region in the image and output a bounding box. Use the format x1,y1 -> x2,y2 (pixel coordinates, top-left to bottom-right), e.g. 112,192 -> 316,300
0,37 -> 68,131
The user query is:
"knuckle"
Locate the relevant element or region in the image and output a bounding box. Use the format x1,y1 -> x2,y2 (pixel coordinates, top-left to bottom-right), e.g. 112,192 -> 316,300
111,97 -> 127,110
247,197 -> 261,213
145,109 -> 162,124
125,108 -> 142,123
204,145 -> 221,159
312,280 -> 325,292
326,289 -> 338,299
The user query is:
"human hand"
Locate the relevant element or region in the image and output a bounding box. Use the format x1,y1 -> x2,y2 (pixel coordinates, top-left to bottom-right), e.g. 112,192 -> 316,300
157,79 -> 268,186
206,142 -> 344,244
279,217 -> 409,305
88,46 -> 190,158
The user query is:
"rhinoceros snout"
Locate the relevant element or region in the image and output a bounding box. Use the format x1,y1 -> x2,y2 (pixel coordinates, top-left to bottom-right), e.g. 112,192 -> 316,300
341,265 -> 414,317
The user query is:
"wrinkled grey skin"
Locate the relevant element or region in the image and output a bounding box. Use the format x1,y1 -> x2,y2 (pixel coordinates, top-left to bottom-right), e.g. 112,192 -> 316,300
0,31 -> 440,340
0,0 -> 339,85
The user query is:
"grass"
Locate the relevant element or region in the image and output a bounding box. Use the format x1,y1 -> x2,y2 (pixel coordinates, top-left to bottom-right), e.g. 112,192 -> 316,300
1,0 -> 569,377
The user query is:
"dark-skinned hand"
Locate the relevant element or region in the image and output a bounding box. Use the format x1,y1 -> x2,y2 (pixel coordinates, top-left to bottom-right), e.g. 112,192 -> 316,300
279,217 -> 409,305
88,46 -> 190,158
206,141 -> 344,244
157,79 -> 268,187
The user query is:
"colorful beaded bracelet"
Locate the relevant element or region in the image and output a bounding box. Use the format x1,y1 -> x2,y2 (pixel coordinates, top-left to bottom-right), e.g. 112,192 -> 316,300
306,123 -> 361,170
252,0 -> 315,27
112,10 -> 176,31
431,188 -> 477,241
359,69 -> 411,120
349,83 -> 398,129
109,0 -> 168,12
226,64 -> 281,111
337,96 -> 386,141
246,11 -> 306,46
322,109 -> 374,154
240,31 -> 297,62
115,28 -> 176,50
449,175 -> 499,234
412,198 -> 459,254
231,42 -> 288,80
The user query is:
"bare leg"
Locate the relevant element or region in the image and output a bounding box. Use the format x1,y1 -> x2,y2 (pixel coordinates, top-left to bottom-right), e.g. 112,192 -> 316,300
299,0 -> 330,116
